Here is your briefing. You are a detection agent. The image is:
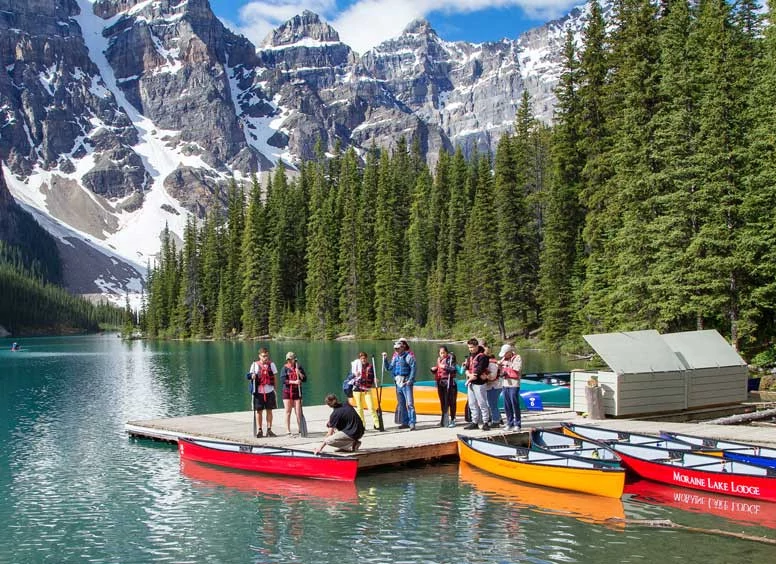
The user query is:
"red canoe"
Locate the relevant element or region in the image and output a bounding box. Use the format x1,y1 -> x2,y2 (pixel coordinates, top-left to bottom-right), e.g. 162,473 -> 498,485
610,442 -> 776,502
625,479 -> 776,529
178,437 -> 358,481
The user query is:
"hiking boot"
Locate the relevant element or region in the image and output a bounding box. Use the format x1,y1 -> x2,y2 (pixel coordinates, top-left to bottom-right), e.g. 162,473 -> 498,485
256,429 -> 263,438
482,423 -> 491,431
266,429 -> 276,437
463,423 -> 478,430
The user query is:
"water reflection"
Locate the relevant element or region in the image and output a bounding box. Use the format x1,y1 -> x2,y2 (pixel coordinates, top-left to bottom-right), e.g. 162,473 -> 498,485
459,461 -> 626,527
180,459 -> 359,504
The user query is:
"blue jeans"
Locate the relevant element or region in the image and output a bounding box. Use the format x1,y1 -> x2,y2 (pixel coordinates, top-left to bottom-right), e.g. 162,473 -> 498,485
397,384 -> 416,426
486,386 -> 502,424
503,386 -> 521,428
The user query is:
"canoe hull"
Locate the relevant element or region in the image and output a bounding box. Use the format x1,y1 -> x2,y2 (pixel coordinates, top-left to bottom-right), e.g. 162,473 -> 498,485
457,436 -> 625,498
612,445 -> 776,502
625,479 -> 776,529
178,438 -> 358,481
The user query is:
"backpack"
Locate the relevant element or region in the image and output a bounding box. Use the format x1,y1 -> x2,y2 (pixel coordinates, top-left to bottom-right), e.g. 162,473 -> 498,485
342,374 -> 355,398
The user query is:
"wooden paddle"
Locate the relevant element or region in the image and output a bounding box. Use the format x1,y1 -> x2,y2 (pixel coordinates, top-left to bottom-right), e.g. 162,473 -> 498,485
373,356 -> 385,432
248,371 -> 257,437
295,361 -> 308,437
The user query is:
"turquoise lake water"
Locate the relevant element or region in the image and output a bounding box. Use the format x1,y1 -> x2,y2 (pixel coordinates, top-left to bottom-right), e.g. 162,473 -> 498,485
1,335 -> 775,563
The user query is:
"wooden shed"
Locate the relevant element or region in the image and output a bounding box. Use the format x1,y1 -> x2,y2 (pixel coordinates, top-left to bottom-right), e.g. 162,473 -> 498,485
570,329 -> 748,417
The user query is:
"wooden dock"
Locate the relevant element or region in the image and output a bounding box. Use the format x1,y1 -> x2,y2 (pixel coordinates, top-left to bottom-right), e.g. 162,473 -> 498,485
126,403 -> 776,472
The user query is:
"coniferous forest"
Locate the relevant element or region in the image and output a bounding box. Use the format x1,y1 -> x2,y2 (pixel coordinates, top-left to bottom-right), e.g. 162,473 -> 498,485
142,0 -> 776,360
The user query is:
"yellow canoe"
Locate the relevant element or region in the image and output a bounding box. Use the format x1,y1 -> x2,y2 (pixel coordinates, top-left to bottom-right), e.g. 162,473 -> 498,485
351,385 -> 467,416
459,462 -> 625,525
457,434 -> 625,499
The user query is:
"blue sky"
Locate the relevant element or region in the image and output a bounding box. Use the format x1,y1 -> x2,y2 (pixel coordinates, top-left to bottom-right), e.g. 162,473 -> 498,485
209,0 -> 580,54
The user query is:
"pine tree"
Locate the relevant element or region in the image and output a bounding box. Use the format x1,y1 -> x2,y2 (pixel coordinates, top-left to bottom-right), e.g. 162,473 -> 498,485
356,146 -> 380,333
425,150 -> 452,334
539,29 -> 585,346
406,168 -> 434,327
305,158 -> 340,337
336,149 -> 363,334
240,175 -> 269,338
740,5 -> 776,347
373,151 -> 400,333
685,0 -> 751,346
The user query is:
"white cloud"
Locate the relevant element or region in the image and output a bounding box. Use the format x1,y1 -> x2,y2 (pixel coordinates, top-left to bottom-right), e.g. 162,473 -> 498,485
231,0 -> 578,54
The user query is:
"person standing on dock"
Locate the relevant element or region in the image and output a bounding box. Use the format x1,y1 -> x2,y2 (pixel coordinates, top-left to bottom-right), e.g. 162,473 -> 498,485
351,352 -> 380,430
314,394 -> 365,454
248,348 -> 278,438
280,351 -> 307,436
383,338 -> 417,430
498,344 -> 522,431
463,338 -> 491,430
432,345 -> 458,427
483,343 -> 504,428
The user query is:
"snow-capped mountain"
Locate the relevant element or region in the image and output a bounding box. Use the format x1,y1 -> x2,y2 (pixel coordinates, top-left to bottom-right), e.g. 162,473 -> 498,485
0,0 -> 600,303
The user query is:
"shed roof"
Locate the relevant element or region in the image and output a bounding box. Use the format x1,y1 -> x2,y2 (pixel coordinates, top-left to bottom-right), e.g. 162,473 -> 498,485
584,330 -> 687,374
661,329 -> 746,369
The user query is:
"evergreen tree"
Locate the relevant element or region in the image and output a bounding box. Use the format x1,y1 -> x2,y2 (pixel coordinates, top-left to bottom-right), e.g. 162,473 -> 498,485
336,149 -> 363,334
426,150 -> 452,333
406,168 -> 434,327
685,0 -> 750,346
305,157 -> 340,337
539,29 -> 585,346
741,4 -> 776,347
240,175 -> 269,338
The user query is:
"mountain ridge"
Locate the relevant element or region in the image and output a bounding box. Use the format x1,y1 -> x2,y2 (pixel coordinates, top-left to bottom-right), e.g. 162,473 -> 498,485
0,0 -> 598,304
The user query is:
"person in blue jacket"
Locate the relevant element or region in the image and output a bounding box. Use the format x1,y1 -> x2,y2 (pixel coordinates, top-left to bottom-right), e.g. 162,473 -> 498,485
383,338 -> 417,430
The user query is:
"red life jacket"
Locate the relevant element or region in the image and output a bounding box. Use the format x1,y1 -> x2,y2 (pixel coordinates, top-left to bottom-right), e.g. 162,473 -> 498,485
258,362 -> 274,387
435,357 -> 453,382
356,363 -> 375,390
502,364 -> 520,380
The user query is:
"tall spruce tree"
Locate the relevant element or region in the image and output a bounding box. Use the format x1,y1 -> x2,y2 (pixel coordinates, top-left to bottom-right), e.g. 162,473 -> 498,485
240,175 -> 269,338
336,149 -> 363,334
685,0 -> 750,346
741,5 -> 776,347
406,168 -> 434,327
306,157 -> 340,337
539,29 -> 585,346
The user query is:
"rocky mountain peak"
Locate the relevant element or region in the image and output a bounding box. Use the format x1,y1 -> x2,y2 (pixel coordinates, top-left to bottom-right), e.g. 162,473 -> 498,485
402,18 -> 437,37
262,10 -> 340,47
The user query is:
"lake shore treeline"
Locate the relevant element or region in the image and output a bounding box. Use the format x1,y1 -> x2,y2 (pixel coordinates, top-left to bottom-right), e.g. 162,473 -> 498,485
142,1 -> 776,366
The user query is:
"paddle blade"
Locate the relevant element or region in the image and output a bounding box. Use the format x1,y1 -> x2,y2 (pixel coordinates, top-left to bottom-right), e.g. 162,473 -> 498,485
299,414 -> 308,438
377,409 -> 385,432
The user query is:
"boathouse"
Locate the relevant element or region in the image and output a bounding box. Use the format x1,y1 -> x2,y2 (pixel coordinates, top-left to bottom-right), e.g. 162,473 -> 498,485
570,329 -> 748,417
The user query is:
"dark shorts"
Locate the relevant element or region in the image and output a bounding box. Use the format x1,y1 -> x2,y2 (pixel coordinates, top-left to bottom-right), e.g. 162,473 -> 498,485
282,387 -> 302,401
253,391 -> 277,411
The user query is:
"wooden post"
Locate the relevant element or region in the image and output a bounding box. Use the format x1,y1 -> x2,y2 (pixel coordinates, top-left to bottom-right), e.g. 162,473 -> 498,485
586,376 -> 605,419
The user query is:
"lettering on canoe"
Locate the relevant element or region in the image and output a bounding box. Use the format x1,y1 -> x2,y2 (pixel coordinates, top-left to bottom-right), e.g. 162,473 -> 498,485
672,471 -> 761,497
